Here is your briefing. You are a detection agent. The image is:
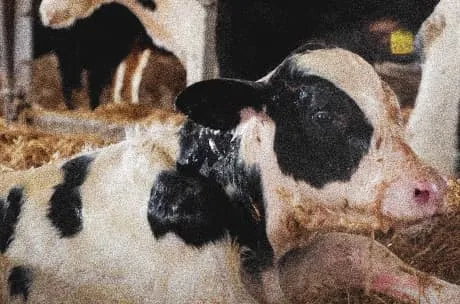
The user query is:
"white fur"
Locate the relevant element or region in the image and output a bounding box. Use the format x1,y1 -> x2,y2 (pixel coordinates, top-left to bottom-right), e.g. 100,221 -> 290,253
113,61 -> 127,103
131,49 -> 151,104
407,0 -> 460,176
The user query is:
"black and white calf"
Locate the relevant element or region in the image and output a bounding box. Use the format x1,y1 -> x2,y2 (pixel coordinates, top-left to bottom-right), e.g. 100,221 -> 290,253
1,47 -> 459,303
407,0 -> 460,176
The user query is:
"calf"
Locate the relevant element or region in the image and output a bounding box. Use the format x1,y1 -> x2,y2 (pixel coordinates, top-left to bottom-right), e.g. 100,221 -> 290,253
39,0 -> 218,87
33,0 -> 159,110
1,47 -> 459,303
406,0 -> 460,176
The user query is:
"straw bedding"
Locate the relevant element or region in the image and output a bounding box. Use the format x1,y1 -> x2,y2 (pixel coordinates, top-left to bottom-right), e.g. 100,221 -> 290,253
0,52 -> 458,303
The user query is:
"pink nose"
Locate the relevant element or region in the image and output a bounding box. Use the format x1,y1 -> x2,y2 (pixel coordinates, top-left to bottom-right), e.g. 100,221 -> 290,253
413,181 -> 441,205
382,177 -> 447,221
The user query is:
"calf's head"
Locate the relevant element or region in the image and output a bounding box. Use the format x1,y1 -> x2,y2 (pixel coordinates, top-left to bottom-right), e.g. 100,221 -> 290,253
176,46 -> 448,257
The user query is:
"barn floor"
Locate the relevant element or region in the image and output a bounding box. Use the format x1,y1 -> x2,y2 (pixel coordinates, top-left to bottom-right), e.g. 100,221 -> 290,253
0,53 -> 459,303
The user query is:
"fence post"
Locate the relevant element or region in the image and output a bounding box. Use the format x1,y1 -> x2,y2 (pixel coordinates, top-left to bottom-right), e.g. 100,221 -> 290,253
202,0 -> 219,79
14,0 -> 33,105
0,0 -> 15,121
0,0 -> 32,122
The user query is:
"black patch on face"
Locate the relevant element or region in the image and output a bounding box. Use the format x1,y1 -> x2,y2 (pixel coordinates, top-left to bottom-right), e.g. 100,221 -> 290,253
0,187 -> 24,253
136,0 -> 156,11
267,68 -> 374,188
48,155 -> 94,237
8,266 -> 33,301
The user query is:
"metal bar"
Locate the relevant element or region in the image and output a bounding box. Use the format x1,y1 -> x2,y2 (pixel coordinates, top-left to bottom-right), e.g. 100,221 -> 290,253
202,0 -> 219,79
14,0 -> 33,99
0,0 -> 33,122
0,0 -> 16,121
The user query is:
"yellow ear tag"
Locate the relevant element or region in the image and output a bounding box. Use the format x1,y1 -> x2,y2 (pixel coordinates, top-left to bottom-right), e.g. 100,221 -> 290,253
390,29 -> 415,55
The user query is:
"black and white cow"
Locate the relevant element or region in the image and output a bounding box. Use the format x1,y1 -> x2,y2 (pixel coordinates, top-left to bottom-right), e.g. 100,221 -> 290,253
1,46 -> 459,303
39,0 -> 218,88
407,0 -> 460,176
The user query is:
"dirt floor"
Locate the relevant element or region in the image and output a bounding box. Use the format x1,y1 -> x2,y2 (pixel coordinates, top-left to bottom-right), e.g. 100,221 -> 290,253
1,51 -> 459,303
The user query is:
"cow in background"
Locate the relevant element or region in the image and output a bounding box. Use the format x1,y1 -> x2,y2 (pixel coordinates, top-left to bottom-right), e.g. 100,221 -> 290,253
33,0 -> 162,110
406,0 -> 460,176
216,0 -> 439,80
39,0 -> 219,89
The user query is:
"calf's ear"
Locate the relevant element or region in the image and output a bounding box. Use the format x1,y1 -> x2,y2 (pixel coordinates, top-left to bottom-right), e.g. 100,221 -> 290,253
175,79 -> 266,130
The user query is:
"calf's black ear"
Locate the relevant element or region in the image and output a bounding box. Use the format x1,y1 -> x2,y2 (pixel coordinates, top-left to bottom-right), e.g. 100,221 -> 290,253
175,79 -> 266,131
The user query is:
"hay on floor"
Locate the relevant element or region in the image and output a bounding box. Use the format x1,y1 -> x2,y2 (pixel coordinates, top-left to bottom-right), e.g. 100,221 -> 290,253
0,118 -> 108,171
0,116 -> 460,304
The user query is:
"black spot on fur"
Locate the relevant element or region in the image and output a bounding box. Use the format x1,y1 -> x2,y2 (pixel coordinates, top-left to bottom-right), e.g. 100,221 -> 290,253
0,187 -> 24,253
148,166 -> 273,269
61,155 -> 95,187
267,71 -> 374,188
148,169 -> 231,246
48,155 -> 94,237
174,121 -> 273,271
136,0 -> 156,10
8,266 -> 33,301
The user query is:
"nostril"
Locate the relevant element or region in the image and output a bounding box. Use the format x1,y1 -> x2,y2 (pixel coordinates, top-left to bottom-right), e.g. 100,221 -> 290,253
414,188 -> 431,204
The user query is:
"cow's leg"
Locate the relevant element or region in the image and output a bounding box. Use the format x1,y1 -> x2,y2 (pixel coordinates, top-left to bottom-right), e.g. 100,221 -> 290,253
129,48 -> 150,104
56,49 -> 81,110
278,232 -> 460,304
113,61 -> 126,104
117,44 -> 146,104
87,67 -> 110,110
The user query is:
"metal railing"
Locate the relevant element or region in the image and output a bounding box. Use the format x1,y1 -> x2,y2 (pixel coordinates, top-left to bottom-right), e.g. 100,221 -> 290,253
0,0 -> 32,122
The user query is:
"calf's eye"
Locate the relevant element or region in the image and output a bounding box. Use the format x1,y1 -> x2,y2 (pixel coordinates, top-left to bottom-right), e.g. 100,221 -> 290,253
312,111 -> 333,126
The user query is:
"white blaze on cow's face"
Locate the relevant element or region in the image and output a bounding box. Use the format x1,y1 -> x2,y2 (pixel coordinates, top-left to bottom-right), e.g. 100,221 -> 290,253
407,0 -> 460,176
